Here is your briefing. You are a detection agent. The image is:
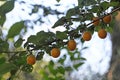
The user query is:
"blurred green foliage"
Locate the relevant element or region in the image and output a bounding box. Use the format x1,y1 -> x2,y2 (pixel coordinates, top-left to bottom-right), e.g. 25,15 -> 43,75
0,0 -> 120,80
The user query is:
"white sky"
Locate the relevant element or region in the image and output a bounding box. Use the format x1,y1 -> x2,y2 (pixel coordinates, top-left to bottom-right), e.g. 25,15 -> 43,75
3,0 -> 112,80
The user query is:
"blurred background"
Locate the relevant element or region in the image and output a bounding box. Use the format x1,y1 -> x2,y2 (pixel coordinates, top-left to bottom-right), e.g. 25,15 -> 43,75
1,0 -> 113,80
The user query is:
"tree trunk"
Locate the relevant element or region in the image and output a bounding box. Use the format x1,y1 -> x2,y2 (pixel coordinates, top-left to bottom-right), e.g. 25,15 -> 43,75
107,11 -> 120,80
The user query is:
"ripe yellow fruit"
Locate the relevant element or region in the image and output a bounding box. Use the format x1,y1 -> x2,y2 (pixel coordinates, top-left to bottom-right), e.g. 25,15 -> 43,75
82,31 -> 92,41
103,14 -> 112,24
51,48 -> 60,58
98,29 -> 107,39
67,39 -> 76,51
93,17 -> 100,26
27,55 -> 36,65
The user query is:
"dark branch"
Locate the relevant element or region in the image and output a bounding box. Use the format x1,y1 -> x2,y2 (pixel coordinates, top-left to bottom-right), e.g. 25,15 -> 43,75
86,6 -> 120,27
0,50 -> 26,53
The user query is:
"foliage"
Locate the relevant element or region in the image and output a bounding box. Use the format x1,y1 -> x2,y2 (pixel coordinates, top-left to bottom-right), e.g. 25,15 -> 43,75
0,0 -> 120,79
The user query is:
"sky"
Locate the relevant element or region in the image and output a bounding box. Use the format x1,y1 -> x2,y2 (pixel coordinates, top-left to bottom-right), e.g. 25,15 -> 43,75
3,0 -> 112,80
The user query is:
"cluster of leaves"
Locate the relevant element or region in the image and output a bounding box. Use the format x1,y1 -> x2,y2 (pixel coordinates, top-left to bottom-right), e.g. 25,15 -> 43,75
0,0 -> 15,26
53,0 -> 119,32
0,0 -> 120,79
0,0 -> 83,79
38,49 -> 85,80
0,0 -> 64,79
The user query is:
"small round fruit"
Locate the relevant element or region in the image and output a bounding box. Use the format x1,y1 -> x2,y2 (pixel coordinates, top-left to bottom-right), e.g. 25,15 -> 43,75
98,29 -> 107,39
51,48 -> 60,58
82,31 -> 92,41
103,14 -> 112,24
27,55 -> 36,65
67,40 -> 76,51
93,17 -> 100,26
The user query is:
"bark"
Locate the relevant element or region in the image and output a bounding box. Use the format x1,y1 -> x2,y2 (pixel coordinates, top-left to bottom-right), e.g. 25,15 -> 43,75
106,12 -> 120,80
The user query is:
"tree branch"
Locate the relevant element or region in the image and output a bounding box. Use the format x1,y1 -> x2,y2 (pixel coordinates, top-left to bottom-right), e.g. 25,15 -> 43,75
86,6 -> 120,27
0,50 -> 26,53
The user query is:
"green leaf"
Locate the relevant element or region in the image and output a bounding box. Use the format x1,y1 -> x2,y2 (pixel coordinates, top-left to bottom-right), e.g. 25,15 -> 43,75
47,32 -> 55,41
72,18 -> 81,21
85,0 -> 97,6
58,55 -> 66,64
0,57 -> 6,65
57,66 -> 65,74
7,21 -> 25,38
16,56 -> 26,66
0,1 -> 14,15
14,38 -> 24,48
89,6 -> 100,13
43,75 -> 49,80
0,41 -> 9,51
66,7 -> 79,18
56,0 -> 60,2
65,66 -> 73,71
56,31 -> 67,39
45,62 -> 56,75
0,63 -> 17,77
106,26 -> 113,34
78,0 -> 97,7
36,31 -> 55,45
73,62 -> 84,70
37,31 -> 47,37
52,17 -> 66,28
80,57 -> 86,60
109,2 -> 119,7
94,26 -> 101,31
36,52 -> 44,60
81,47 -> 88,50
0,15 -> 6,26
49,60 -> 54,65
48,65 -> 57,75
68,51 -> 74,58
45,47 -> 52,55
100,1 -> 109,10
66,8 -> 76,18
0,38 -> 2,43
78,0 -> 84,7
48,77 -> 56,80
27,35 -> 38,44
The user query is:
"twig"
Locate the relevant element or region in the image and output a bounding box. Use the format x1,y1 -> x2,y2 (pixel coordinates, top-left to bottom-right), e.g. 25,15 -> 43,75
0,50 -> 26,53
86,6 -> 120,26
3,6 -> 120,53
7,50 -> 27,61
30,38 -> 62,51
29,6 -> 120,51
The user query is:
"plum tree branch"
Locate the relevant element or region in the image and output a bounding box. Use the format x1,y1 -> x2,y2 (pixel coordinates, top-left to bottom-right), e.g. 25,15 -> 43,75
0,50 -> 26,53
1,6 -> 120,54
28,6 -> 120,51
86,6 -> 120,27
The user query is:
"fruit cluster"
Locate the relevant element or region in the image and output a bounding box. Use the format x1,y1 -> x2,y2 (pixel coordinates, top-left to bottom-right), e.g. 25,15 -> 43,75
26,39 -> 77,65
50,39 -> 76,58
26,14 -> 112,65
82,14 -> 112,41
